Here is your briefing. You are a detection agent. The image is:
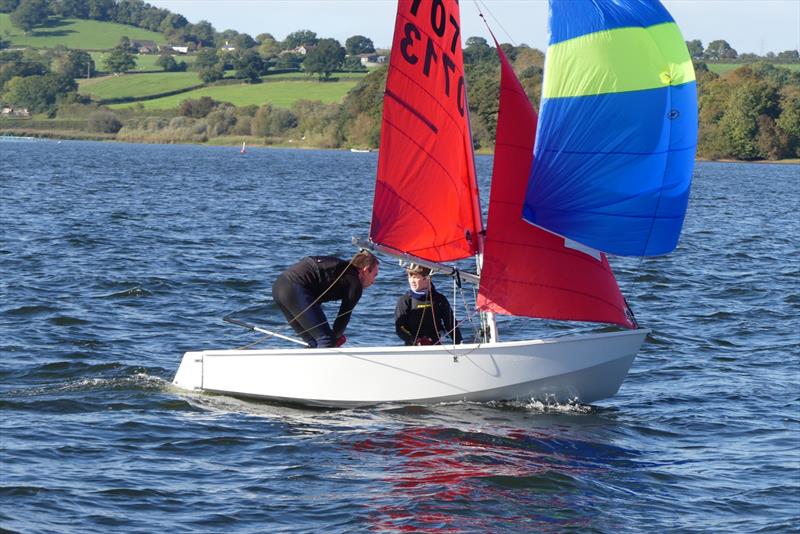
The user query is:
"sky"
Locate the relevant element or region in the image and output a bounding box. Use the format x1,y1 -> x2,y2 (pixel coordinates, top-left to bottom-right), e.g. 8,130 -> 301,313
149,0 -> 800,55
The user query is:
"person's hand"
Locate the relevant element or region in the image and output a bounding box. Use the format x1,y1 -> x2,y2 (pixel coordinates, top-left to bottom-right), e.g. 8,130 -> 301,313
415,336 -> 433,346
335,335 -> 346,347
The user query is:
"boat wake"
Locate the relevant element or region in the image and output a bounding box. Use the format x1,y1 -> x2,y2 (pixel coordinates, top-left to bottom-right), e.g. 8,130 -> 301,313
2,369 -> 170,399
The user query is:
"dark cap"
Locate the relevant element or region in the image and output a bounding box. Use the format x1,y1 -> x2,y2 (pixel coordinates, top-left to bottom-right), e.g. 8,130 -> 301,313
406,263 -> 431,277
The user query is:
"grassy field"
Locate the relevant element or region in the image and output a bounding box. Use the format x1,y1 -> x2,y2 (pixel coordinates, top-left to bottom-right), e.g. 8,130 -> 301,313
78,72 -> 202,101
709,63 -> 800,75
109,79 -> 360,109
0,14 -> 163,49
88,51 -> 196,72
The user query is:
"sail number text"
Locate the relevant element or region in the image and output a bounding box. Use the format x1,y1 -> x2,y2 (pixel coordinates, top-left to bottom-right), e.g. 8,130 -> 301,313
400,0 -> 466,116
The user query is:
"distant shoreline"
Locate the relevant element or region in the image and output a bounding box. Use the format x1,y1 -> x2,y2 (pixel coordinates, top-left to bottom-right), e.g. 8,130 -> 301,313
2,129 -> 798,164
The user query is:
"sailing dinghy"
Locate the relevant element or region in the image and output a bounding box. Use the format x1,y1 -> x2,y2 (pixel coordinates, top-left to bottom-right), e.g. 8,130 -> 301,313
174,0 -> 696,408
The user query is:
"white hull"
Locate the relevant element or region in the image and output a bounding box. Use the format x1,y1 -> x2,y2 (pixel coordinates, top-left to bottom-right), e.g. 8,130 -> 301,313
173,329 -> 648,408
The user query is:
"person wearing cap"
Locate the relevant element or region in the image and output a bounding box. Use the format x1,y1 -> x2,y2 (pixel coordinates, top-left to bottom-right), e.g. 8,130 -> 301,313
395,263 -> 463,346
272,250 -> 379,348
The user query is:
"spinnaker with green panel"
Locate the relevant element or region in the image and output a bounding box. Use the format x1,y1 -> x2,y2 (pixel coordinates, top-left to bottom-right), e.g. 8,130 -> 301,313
173,0 -> 696,408
523,0 -> 697,257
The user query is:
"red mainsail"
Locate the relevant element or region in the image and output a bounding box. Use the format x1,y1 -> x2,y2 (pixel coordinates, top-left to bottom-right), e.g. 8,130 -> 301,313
477,44 -> 636,329
369,0 -> 482,262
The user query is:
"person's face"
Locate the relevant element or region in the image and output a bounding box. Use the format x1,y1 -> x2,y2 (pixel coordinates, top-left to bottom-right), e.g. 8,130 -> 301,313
407,272 -> 430,292
360,263 -> 379,288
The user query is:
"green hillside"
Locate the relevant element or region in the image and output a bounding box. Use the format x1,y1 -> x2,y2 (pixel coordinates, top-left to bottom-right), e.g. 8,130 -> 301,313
78,72 -> 202,101
0,14 -> 163,49
109,79 -> 361,109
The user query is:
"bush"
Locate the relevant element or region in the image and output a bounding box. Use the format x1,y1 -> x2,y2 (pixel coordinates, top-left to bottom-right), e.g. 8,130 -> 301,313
232,116 -> 251,135
206,106 -> 237,136
87,110 -> 123,133
251,104 -> 298,137
198,65 -> 224,83
179,96 -> 219,118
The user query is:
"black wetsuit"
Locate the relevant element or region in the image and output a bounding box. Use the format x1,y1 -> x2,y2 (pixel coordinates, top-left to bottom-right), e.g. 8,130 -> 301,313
394,285 -> 463,346
272,256 -> 362,348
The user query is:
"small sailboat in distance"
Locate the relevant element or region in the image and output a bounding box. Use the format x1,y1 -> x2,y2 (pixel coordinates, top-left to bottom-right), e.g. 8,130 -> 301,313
173,0 -> 696,408
240,141 -> 247,154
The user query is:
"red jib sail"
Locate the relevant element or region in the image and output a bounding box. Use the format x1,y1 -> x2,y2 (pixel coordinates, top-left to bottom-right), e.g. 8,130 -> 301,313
369,0 -> 482,262
477,44 -> 636,329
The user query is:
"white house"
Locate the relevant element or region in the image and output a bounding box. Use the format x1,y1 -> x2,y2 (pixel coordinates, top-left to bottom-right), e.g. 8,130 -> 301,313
358,53 -> 387,66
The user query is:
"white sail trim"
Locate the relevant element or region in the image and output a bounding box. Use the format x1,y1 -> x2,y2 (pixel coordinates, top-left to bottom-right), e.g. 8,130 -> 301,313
563,237 -> 602,261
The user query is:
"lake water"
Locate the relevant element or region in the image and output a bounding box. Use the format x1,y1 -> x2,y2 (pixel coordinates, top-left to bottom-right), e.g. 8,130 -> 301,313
1,139 -> 798,533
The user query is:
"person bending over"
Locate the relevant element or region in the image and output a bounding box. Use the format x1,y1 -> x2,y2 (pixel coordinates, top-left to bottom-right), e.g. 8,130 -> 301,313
272,250 -> 379,348
395,264 -> 462,346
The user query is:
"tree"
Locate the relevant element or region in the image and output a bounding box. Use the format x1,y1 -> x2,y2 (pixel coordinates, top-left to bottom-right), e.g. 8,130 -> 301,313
116,35 -> 134,52
706,39 -> 737,61
464,36 -> 495,65
104,47 -> 136,73
57,49 -> 95,79
233,49 -> 265,82
776,84 -> 800,157
114,0 -> 146,26
0,0 -> 21,13
87,0 -> 115,21
179,96 -> 219,118
274,52 -> 303,71
258,35 -> 282,59
232,33 -> 257,50
3,72 -> 77,113
252,103 -> 297,136
10,0 -> 49,32
342,56 -> 367,72
155,52 -> 178,72
53,0 -> 87,18
498,43 -> 517,61
513,46 -> 545,72
159,12 -> 187,33
190,20 -> 215,48
193,48 -> 218,70
465,61 -> 501,146
686,39 -> 704,59
0,50 -> 48,90
303,38 -> 344,80
718,77 -> 779,159
87,110 -> 123,133
284,29 -> 318,49
198,64 -> 224,83
345,35 -> 374,56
